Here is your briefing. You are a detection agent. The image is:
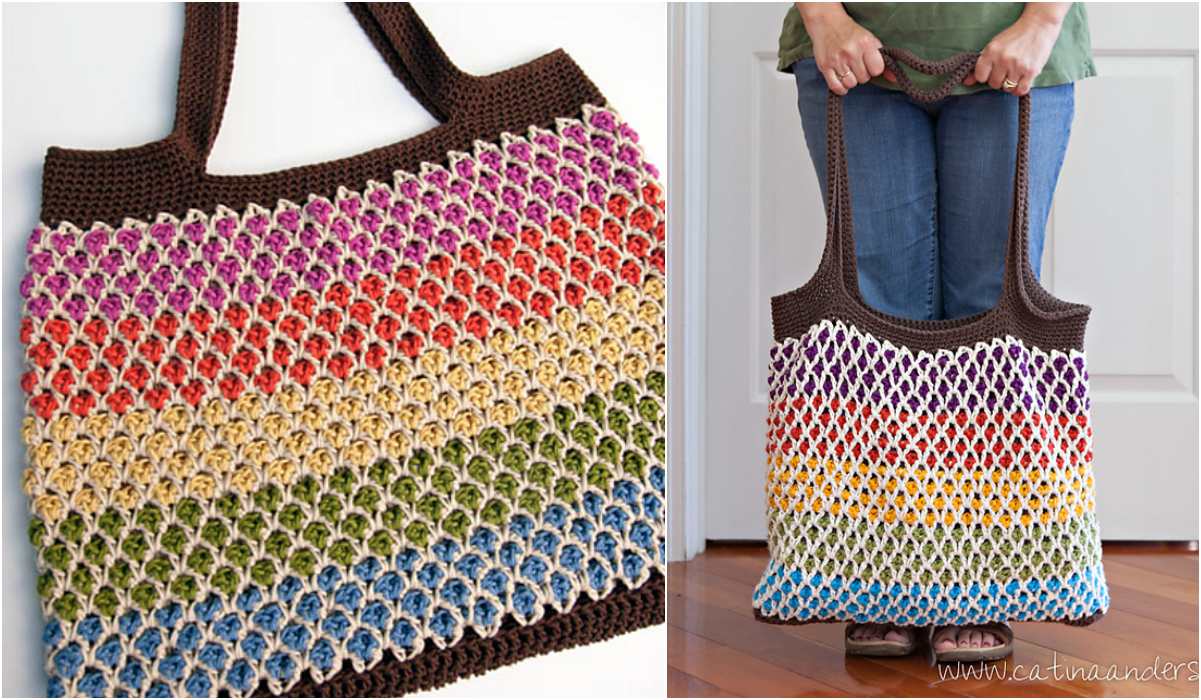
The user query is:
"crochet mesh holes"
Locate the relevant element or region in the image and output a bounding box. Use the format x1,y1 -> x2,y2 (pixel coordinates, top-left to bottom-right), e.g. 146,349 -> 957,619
22,106 -> 667,697
755,319 -> 1107,627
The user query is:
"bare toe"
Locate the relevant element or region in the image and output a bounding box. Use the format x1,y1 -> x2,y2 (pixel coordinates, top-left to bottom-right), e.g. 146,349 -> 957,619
934,628 -> 958,652
883,627 -> 908,644
957,628 -> 973,649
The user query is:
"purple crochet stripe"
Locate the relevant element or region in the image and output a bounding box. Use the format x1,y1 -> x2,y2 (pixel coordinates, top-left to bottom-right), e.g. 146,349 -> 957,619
20,109 -> 656,324
768,322 -> 1091,415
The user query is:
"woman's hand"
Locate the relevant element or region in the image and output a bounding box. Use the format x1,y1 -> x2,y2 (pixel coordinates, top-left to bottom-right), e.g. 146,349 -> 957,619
797,3 -> 893,95
969,3 -> 1070,96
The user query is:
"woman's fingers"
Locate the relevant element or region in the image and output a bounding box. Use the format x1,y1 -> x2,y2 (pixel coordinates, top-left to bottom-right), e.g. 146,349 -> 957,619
1005,55 -> 1037,94
966,59 -> 1032,93
1014,73 -> 1034,96
838,64 -> 859,89
848,52 -> 871,84
980,40 -> 1041,93
810,15 -> 884,95
966,12 -> 1063,93
823,66 -> 849,95
973,53 -> 995,87
828,51 -> 860,89
822,47 -> 880,94
817,30 -> 885,94
987,61 -> 1009,90
863,48 -> 886,79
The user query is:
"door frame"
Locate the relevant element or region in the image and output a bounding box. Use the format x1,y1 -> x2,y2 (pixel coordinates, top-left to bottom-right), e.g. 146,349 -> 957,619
668,3 -> 709,561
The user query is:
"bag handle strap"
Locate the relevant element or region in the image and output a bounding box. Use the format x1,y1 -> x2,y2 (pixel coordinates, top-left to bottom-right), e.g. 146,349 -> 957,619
878,47 -> 979,104
825,49 -> 1033,311
346,3 -> 469,122
172,3 -> 239,164
171,2 -> 470,165
1001,93 -> 1034,303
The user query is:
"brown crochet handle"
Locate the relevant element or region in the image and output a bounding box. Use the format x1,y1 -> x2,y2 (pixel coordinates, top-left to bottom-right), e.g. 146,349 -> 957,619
172,3 -> 469,165
878,47 -> 980,104
824,60 -> 1034,314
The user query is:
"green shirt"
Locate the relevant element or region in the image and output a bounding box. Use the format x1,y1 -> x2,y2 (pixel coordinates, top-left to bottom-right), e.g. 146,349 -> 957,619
778,3 -> 1096,95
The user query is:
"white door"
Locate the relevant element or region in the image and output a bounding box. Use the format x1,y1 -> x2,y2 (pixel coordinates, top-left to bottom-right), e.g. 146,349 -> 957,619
700,2 -> 1198,541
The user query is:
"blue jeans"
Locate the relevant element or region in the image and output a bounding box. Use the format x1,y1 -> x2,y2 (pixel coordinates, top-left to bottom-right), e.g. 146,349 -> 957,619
792,58 -> 1075,321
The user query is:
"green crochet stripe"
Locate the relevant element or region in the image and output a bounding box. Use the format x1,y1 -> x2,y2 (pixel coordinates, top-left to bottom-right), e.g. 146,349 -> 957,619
768,511 -> 1103,586
29,378 -> 664,623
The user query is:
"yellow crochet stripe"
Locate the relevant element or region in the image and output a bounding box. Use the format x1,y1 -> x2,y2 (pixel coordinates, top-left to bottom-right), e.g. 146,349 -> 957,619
23,281 -> 665,522
765,454 -> 1097,528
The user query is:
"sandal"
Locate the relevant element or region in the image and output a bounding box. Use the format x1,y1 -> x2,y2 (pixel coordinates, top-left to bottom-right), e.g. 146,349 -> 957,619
845,623 -> 918,657
929,622 -> 1014,663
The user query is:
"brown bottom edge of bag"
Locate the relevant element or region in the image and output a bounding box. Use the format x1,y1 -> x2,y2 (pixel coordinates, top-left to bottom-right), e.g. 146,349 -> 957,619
751,607 -> 1104,629
254,574 -> 665,697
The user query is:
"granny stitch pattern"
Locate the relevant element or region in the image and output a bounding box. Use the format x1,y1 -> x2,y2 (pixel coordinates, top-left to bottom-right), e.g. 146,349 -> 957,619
753,320 -> 1108,627
20,105 -> 666,697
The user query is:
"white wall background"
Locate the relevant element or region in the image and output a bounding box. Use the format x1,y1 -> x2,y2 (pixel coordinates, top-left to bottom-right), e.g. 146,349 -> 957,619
0,3 -> 666,696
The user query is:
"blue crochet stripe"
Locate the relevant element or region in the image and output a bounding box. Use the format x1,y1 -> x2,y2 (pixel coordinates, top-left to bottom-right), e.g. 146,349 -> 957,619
42,473 -> 665,698
752,560 -> 1109,627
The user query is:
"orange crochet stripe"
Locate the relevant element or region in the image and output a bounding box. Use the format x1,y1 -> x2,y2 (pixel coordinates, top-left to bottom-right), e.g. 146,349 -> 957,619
766,396 -> 1093,471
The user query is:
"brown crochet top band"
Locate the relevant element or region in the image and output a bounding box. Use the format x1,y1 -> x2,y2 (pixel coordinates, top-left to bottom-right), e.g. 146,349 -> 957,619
39,3 -> 604,227
771,47 -> 1091,353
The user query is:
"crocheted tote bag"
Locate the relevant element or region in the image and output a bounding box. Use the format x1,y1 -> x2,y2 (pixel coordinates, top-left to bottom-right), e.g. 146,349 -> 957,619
19,4 -> 664,696
753,50 -> 1109,629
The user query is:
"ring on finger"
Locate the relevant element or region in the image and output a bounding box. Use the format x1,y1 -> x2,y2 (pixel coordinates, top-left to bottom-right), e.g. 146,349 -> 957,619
839,68 -> 855,80
1002,78 -> 1018,90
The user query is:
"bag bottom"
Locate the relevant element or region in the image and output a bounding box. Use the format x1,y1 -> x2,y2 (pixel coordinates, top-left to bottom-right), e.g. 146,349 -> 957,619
259,575 -> 665,697
751,606 -> 1104,629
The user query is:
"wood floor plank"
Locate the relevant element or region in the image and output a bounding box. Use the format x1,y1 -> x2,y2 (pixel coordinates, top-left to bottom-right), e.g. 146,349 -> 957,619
1069,607 -> 1200,657
669,626 -> 841,697
1105,552 -> 1198,583
668,545 -> 1199,697
667,662 -> 742,697
1105,582 -> 1199,629
1101,558 -> 1199,606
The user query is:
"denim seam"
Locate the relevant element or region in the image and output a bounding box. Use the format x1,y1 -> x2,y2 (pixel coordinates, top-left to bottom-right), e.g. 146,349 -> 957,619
927,199 -> 938,321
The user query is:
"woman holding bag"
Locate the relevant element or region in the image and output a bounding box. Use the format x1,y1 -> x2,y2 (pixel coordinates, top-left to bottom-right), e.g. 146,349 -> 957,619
764,3 -> 1100,661
784,1 -> 1094,323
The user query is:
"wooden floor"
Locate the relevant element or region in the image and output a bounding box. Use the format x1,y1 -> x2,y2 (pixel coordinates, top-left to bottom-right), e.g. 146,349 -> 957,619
668,543 -> 1198,697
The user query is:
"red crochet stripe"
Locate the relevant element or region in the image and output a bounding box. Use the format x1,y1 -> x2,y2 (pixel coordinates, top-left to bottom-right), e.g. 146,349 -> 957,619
22,205 -> 665,420
765,396 -> 1093,470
